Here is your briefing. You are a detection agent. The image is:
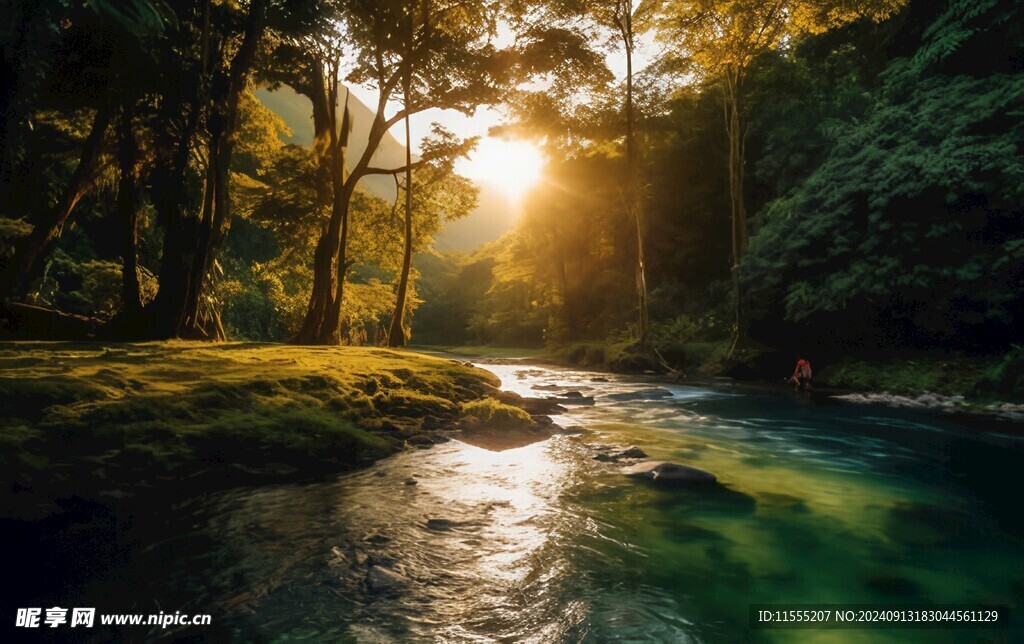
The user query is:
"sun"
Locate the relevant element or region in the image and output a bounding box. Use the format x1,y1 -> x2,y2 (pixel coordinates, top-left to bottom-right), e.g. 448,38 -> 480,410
455,138 -> 544,199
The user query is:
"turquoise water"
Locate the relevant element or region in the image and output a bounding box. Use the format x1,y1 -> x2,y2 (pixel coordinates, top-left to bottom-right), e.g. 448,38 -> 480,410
66,363 -> 1024,642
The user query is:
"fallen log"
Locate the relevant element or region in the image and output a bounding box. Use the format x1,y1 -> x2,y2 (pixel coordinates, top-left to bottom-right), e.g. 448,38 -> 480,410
0,301 -> 102,340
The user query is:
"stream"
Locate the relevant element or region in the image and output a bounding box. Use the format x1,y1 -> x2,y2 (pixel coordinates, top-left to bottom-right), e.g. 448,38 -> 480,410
28,361 -> 1024,642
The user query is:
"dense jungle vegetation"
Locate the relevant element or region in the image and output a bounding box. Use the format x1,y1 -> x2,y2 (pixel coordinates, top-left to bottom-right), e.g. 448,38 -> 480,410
1,0 -> 1021,398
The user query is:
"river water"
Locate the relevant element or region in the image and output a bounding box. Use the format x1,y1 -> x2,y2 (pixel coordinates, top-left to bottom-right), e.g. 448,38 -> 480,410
71,361 -> 1024,642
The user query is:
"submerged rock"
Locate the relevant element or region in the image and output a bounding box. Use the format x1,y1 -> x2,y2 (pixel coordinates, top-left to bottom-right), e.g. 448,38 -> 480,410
498,391 -> 566,415
425,518 -> 460,531
594,445 -> 649,463
622,461 -> 717,485
366,566 -> 406,593
615,446 -> 648,459
560,426 -> 590,435
406,433 -> 449,449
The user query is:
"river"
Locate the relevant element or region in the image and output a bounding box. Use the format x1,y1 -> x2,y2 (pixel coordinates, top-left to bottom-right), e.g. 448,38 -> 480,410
49,360 -> 1024,642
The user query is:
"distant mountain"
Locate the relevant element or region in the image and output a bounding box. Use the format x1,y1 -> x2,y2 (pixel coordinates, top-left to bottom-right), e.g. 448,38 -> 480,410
256,86 -> 516,251
432,186 -> 519,251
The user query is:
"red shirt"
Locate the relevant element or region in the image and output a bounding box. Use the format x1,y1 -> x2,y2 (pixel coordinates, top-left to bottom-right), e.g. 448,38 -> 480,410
793,359 -> 812,379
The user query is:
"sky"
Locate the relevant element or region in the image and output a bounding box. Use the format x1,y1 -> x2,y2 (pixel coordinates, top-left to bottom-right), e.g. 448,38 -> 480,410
338,20 -> 660,250
343,28 -> 658,157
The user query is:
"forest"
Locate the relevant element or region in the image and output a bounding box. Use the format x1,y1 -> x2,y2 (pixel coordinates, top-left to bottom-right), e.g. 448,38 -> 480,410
1,0 -> 1021,398
2,1 -> 1024,641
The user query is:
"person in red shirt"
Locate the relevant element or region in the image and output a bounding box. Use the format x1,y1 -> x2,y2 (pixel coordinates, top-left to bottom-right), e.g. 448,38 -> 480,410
790,356 -> 813,391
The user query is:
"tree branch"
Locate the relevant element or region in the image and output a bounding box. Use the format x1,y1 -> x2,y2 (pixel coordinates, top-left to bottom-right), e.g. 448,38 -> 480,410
363,159 -> 427,176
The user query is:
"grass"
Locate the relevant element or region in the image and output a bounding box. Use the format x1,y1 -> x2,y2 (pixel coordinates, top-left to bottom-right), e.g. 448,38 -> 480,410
0,342 -> 503,519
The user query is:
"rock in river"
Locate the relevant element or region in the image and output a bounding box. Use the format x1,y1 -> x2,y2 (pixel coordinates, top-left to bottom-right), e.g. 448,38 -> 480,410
366,566 -> 406,593
622,461 -> 717,485
615,446 -> 648,459
594,445 -> 649,462
406,433 -> 449,449
425,518 -> 460,531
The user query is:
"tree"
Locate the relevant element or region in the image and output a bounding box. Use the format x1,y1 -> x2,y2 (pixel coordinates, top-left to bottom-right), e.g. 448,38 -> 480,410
641,0 -> 905,355
387,126 -> 476,346
0,0 -> 174,298
743,0 -> 1024,351
291,0 -> 511,345
140,0 -> 272,339
511,0 -> 652,344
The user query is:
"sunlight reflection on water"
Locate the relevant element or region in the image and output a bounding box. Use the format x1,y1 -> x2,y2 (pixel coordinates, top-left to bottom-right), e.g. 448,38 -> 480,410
153,361 -> 1024,643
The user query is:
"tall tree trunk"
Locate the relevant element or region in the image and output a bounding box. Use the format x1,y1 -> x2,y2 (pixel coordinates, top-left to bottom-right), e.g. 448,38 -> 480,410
2,102 -> 114,297
295,37 -> 402,345
146,98 -> 204,339
724,66 -> 748,358
293,65 -> 337,344
387,76 -> 414,348
145,0 -> 266,340
556,239 -> 576,338
294,74 -> 353,345
179,0 -> 266,339
618,3 -> 649,346
320,188 -> 351,345
117,99 -> 143,317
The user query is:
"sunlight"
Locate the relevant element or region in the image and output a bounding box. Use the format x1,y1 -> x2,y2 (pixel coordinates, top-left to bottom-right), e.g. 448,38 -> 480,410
456,138 -> 544,200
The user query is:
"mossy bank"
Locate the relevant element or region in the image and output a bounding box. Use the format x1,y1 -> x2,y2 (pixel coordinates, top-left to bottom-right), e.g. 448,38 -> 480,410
0,342 -> 519,520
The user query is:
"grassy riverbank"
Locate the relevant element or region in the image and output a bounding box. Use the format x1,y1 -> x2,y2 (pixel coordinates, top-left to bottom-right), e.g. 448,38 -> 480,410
0,342 -> 516,520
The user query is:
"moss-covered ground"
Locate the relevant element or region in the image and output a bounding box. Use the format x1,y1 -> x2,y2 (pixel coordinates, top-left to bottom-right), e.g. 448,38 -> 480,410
0,342 -> 510,519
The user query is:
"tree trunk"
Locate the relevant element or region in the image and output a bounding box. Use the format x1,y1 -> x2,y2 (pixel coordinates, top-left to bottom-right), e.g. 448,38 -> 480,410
556,240 -> 576,338
387,78 -> 414,348
144,0 -> 266,340
117,99 -> 143,317
293,63 -> 337,344
619,4 -> 649,346
294,74 -> 352,345
145,97 -> 203,339
724,66 -> 748,358
2,102 -> 114,297
295,49 -> 402,345
180,0 -> 265,339
321,179 -> 355,345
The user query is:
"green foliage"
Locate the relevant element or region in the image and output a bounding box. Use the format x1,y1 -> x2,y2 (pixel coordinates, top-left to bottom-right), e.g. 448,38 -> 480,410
975,346 -> 1024,400
744,0 -> 1024,349
0,218 -> 32,258
820,355 -> 999,400
31,251 -> 157,320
